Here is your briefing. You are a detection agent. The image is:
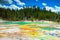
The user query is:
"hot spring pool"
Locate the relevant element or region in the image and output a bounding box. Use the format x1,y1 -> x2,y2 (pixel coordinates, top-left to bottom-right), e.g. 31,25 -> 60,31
0,21 -> 60,40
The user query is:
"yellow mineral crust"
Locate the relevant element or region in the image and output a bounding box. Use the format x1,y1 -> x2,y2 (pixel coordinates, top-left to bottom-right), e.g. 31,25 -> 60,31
0,33 -> 8,37
20,25 -> 40,37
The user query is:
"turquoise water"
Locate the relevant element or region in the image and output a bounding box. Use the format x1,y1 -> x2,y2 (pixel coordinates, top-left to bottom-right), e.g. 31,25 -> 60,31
4,21 -> 29,25
3,21 -> 60,31
3,21 -> 48,25
40,27 -> 58,31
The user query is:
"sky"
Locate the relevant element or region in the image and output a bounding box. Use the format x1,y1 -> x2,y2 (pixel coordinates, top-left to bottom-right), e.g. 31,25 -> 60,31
0,0 -> 60,12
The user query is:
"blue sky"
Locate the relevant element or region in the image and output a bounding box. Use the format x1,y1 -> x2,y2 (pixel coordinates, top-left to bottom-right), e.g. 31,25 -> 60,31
0,0 -> 60,12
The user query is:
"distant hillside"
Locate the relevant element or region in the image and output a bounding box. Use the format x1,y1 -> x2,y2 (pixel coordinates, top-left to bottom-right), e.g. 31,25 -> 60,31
0,6 -> 60,22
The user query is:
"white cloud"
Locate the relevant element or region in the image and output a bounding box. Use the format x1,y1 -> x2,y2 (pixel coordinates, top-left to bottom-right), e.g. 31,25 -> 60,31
45,6 -> 60,13
0,0 -> 13,4
0,4 -> 23,10
42,3 -> 60,13
42,3 -> 47,6
7,0 -> 13,4
55,5 -> 60,10
8,4 -> 20,9
14,0 -> 25,6
45,6 -> 56,12
0,0 -> 25,9
0,4 -> 8,9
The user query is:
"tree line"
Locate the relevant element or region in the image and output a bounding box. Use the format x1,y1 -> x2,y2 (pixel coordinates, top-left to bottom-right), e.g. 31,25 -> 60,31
0,6 -> 60,22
